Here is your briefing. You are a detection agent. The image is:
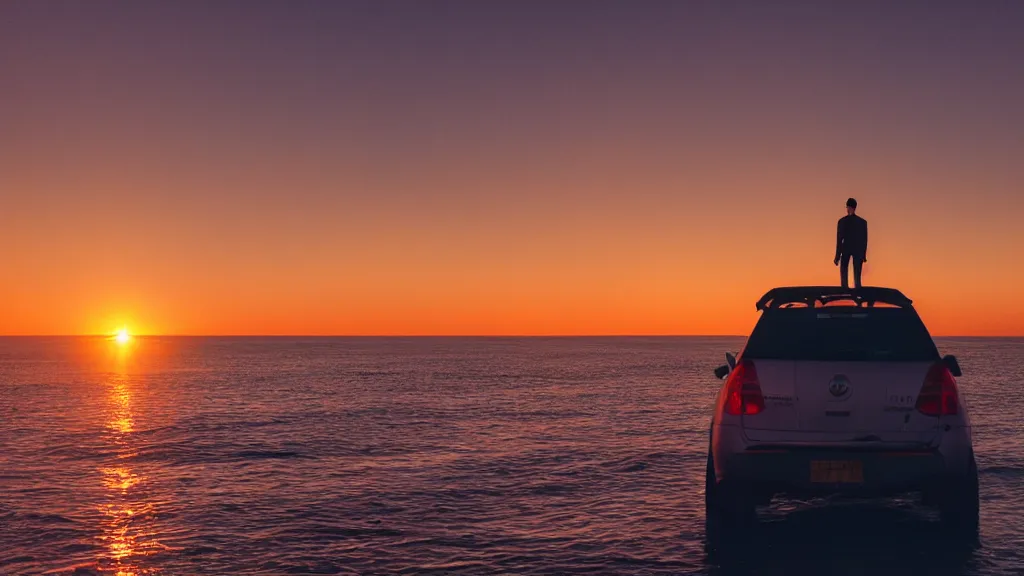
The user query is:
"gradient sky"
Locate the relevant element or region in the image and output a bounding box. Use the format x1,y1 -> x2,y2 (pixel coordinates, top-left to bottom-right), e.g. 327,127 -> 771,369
3,1 -> 1023,336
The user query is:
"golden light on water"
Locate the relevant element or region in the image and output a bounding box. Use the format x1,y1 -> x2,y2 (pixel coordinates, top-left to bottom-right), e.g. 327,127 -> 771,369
97,372 -> 161,575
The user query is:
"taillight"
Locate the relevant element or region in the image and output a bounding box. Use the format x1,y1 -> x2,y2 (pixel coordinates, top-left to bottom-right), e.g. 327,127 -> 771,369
916,362 -> 959,416
723,359 -> 765,416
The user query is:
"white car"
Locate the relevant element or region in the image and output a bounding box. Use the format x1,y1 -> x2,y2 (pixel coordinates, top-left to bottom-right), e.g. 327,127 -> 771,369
705,286 -> 978,550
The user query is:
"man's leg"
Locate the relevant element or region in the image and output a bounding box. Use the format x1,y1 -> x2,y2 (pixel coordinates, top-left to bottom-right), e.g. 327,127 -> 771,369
840,254 -> 851,288
853,256 -> 864,289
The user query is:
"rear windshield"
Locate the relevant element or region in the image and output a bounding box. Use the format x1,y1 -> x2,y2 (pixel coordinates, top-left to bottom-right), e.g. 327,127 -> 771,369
741,307 -> 940,362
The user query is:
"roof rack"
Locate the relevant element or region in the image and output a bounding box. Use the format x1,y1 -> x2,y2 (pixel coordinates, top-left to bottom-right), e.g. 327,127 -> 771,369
755,286 -> 913,311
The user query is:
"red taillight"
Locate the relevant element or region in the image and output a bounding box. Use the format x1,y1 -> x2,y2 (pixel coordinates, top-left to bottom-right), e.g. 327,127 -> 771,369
723,359 -> 765,416
916,362 -> 959,416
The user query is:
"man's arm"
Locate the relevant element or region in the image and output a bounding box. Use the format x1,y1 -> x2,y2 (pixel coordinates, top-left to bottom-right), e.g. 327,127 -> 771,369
835,219 -> 843,263
863,220 -> 868,261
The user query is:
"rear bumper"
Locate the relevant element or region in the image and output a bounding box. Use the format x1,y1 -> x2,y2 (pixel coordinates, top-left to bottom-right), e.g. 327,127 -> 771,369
722,445 -> 947,497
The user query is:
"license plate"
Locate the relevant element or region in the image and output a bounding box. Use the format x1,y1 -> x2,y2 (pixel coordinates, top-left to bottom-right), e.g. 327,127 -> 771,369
810,460 -> 864,483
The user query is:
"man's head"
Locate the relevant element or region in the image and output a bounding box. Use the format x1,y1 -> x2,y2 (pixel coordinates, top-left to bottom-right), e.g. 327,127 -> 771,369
846,197 -> 857,215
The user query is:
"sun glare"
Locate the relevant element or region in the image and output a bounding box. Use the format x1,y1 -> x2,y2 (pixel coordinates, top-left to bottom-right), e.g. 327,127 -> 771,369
114,328 -> 132,344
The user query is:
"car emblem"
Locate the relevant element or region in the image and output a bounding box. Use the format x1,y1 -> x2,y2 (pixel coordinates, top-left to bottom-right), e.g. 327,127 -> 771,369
828,374 -> 852,401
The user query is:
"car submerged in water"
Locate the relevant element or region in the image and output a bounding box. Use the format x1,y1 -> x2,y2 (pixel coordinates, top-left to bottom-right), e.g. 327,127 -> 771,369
705,286 -> 978,550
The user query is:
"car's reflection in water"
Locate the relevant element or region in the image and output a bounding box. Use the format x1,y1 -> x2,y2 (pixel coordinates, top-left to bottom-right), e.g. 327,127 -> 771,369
706,497 -> 980,576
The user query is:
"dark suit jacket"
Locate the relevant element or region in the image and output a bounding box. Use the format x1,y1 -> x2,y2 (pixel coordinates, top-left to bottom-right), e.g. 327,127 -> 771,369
836,214 -> 868,259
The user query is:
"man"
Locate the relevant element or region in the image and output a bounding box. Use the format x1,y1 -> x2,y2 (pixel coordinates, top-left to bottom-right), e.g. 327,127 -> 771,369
834,197 -> 868,289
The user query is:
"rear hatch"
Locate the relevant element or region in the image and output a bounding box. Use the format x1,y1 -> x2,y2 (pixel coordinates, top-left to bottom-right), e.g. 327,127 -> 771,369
738,306 -> 942,445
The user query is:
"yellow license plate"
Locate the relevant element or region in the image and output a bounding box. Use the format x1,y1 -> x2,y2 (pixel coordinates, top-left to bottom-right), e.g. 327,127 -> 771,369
810,460 -> 864,483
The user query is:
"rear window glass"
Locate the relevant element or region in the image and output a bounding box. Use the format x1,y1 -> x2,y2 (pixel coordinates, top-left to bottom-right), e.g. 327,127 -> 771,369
741,308 -> 940,362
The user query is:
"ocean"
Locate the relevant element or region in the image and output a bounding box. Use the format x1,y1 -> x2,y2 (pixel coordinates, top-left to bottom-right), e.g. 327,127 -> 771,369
1,336 -> 1022,575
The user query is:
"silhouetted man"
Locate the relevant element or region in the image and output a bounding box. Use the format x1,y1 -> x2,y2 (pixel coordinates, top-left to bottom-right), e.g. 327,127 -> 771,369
834,198 -> 867,289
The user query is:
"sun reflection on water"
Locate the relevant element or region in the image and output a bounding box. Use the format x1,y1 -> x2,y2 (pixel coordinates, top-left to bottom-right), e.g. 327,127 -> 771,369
97,352 -> 162,575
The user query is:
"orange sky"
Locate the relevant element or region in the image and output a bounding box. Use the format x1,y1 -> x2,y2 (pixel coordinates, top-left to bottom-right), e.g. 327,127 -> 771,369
3,3 -> 1023,336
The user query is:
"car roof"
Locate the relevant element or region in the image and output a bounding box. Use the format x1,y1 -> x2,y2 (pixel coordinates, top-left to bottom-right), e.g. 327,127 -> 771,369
755,286 -> 913,312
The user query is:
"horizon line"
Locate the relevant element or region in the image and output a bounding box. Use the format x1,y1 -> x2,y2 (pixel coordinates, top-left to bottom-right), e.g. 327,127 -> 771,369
2,333 -> 1022,339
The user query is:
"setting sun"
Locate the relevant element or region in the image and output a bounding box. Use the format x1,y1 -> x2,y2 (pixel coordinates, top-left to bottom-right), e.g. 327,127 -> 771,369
114,328 -> 132,345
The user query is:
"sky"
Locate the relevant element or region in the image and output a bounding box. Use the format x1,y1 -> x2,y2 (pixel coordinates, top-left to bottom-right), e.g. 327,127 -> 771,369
2,1 -> 1023,336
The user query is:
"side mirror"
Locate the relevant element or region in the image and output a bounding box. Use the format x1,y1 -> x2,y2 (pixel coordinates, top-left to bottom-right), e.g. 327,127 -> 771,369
714,365 -> 730,380
943,354 -> 962,377
726,352 -> 737,370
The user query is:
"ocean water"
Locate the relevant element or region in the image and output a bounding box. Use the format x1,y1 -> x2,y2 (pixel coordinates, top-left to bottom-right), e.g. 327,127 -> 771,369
1,336 -> 1022,576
